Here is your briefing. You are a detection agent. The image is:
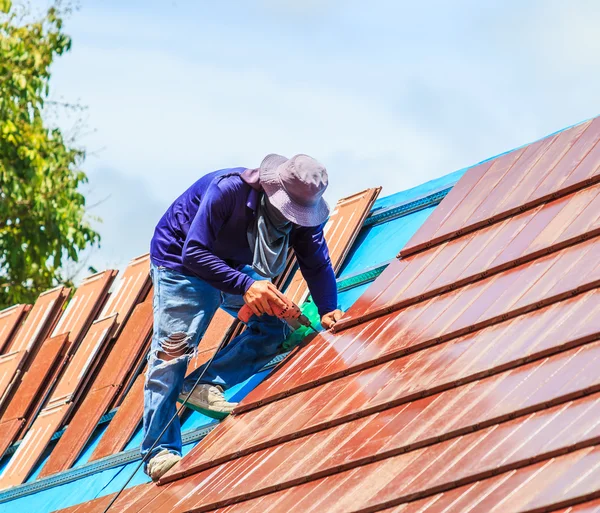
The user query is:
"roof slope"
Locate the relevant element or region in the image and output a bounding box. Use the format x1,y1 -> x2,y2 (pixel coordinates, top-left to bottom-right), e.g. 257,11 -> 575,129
0,177 -> 454,511
4,177 -> 447,510
50,117 -> 600,512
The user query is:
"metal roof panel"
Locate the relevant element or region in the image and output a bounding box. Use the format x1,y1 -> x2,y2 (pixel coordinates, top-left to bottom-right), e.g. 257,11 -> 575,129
169,322 -> 600,483
0,305 -> 31,355
30,118 -> 600,513
401,118 -> 600,258
38,300 -> 153,477
6,287 -> 69,355
0,334 -> 68,424
98,254 -> 151,336
0,317 -> 115,488
0,402 -> 70,489
88,373 -> 145,462
0,334 -> 68,462
238,237 -> 600,412
48,316 -> 117,408
50,272 -> 117,351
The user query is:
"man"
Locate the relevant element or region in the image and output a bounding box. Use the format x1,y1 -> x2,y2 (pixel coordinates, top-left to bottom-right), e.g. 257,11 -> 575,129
143,154 -> 344,480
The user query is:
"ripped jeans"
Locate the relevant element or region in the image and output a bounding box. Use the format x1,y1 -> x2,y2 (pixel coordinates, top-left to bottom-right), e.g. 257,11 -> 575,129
141,263 -> 290,463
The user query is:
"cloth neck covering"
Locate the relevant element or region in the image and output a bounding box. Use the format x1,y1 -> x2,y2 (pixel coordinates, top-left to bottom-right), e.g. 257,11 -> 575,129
248,194 -> 292,278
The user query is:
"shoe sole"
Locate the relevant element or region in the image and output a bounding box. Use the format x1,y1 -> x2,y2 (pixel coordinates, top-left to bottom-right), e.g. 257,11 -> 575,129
177,397 -> 232,420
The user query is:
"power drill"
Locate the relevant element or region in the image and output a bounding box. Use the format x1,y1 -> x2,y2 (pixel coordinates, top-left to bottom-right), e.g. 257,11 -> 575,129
238,289 -> 319,333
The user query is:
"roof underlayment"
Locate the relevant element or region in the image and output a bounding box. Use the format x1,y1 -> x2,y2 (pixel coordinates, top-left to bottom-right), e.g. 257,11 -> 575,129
2,115 -> 600,512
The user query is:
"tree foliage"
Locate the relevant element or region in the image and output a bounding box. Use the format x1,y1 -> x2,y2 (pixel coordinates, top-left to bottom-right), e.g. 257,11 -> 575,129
0,1 -> 100,308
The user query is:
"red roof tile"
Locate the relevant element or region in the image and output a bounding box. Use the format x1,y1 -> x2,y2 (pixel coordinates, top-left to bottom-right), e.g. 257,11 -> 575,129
98,254 -> 151,336
402,118 -> 600,257
15,272 -> 117,441
0,304 -> 31,354
0,316 -> 116,488
0,334 -> 68,460
88,371 -> 146,462
39,299 -> 153,477
0,334 -> 68,425
238,236 -> 600,412
5,287 -> 69,355
0,287 -> 69,412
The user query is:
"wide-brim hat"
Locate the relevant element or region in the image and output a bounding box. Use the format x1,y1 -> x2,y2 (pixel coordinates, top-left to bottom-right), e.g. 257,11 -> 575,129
259,154 -> 330,227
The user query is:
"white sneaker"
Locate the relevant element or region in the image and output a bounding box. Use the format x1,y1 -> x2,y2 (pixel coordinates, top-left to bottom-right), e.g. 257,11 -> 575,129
178,384 -> 237,420
146,449 -> 181,481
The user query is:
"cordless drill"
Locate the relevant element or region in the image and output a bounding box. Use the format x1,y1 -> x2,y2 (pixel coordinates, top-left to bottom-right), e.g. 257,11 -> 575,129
238,289 -> 318,333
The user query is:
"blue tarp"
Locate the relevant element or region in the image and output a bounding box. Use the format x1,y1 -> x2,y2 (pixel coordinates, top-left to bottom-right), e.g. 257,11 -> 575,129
338,168 -> 466,279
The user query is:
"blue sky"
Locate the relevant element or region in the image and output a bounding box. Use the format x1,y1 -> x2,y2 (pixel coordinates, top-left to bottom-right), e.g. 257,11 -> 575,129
30,0 -> 600,275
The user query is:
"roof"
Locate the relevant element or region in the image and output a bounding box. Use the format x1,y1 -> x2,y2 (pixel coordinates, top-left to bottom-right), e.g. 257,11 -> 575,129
2,115 -> 600,512
0,160 -> 458,512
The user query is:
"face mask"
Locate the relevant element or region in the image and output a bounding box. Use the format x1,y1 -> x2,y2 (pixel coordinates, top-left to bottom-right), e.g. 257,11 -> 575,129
247,194 -> 293,278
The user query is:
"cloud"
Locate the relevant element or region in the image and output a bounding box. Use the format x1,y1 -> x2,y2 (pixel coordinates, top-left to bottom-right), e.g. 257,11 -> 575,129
73,167 -> 168,280
52,42 -> 458,202
524,0 -> 600,72
41,0 -> 600,271
257,0 -> 345,17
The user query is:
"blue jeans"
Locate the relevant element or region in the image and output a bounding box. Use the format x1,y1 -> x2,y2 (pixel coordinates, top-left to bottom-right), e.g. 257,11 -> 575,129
141,263 -> 290,464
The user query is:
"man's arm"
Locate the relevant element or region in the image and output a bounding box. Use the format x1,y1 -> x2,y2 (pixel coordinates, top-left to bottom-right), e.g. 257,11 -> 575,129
182,180 -> 287,316
290,224 -> 342,328
182,180 -> 255,295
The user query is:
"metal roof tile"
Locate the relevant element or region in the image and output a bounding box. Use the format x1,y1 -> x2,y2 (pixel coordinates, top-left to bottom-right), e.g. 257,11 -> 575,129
38,300 -> 153,477
238,237 -> 600,412
98,254 -> 151,337
0,316 -> 116,488
401,118 -> 600,258
168,325 -> 600,484
87,373 -> 145,463
0,304 -> 31,355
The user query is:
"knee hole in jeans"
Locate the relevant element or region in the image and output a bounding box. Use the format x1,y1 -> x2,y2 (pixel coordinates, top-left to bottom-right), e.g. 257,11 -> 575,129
157,331 -> 195,360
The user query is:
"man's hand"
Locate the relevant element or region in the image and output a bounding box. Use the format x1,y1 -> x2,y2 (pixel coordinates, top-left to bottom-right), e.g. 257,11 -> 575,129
243,281 -> 287,317
321,309 -> 344,330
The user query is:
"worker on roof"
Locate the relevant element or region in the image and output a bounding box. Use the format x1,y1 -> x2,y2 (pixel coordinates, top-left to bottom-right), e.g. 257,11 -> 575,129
143,154 -> 344,480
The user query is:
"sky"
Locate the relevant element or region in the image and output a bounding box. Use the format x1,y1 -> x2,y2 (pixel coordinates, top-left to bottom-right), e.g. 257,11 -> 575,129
28,0 -> 600,276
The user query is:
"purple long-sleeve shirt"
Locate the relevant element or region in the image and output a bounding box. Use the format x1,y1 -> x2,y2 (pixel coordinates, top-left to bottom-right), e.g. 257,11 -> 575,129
150,168 -> 338,316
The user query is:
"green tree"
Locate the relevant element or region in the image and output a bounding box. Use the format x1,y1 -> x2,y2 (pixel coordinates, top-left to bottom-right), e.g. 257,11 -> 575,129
0,0 -> 100,308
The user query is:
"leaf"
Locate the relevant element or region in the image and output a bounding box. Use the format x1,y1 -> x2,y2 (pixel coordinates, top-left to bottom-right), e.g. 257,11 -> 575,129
0,5 -> 100,308
15,74 -> 26,89
0,0 -> 11,14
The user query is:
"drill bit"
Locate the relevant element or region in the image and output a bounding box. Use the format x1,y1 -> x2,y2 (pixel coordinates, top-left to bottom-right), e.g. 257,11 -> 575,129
299,314 -> 319,334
